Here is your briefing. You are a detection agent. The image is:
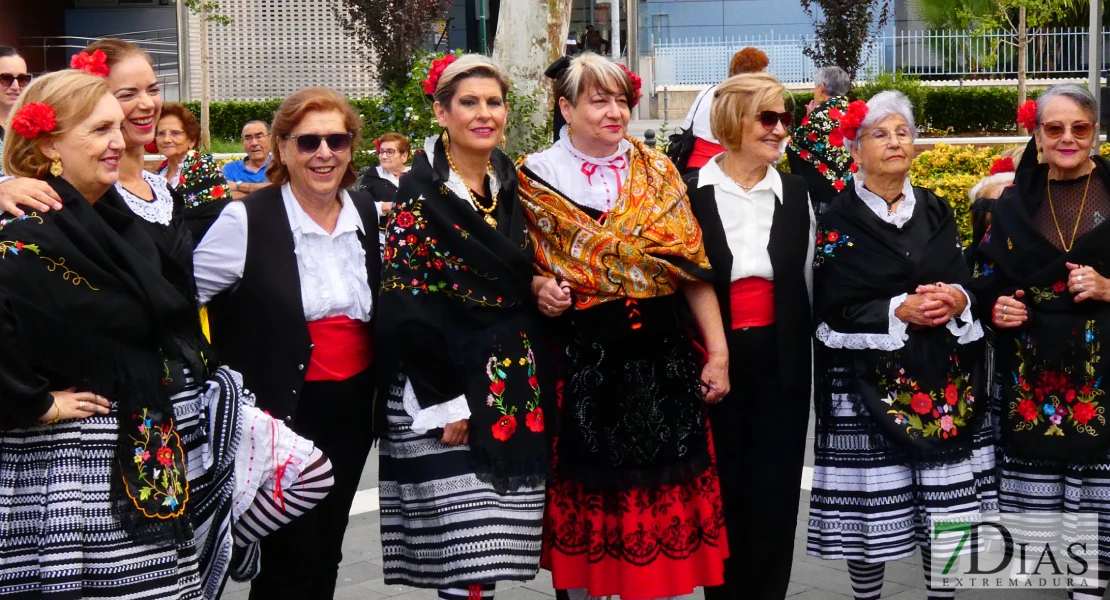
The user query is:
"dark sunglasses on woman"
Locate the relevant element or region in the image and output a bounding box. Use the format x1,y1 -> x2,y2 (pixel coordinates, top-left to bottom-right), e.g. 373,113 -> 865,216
0,73 -> 32,88
286,132 -> 353,154
1041,121 -> 1095,140
758,110 -> 794,130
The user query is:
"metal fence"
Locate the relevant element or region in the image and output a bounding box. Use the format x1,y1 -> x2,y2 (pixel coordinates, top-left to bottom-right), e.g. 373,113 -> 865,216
653,28 -> 1110,87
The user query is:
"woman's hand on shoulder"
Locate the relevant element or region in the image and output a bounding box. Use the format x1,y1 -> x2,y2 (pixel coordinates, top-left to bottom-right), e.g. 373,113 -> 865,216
441,419 -> 469,446
40,389 -> 111,423
1067,262 -> 1110,303
533,276 -> 572,318
0,178 -> 63,217
992,290 -> 1028,329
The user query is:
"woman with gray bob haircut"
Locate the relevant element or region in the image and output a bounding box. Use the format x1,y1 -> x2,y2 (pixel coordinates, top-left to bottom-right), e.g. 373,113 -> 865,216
808,90 -> 995,600
814,66 -> 851,98
787,66 -> 857,210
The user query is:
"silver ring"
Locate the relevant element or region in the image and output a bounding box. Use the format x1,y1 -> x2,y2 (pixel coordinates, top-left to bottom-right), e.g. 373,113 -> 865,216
1079,274 -> 1084,283
1079,284 -> 1086,293
1003,306 -> 1008,314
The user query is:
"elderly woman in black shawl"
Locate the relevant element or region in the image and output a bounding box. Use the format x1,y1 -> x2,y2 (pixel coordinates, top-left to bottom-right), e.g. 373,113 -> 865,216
807,91 -> 994,600
973,83 -> 1110,600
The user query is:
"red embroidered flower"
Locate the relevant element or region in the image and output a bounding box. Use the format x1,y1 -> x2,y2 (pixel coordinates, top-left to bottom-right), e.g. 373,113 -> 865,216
211,185 -> 227,199
1016,100 -> 1038,131
801,116 -> 810,127
405,234 -> 418,246
156,446 -> 175,467
1067,389 -> 1077,403
840,100 -> 869,140
70,49 -> 110,77
833,179 -> 846,192
10,103 -> 57,139
14,242 -> 23,251
817,163 -> 828,174
1082,385 -> 1093,397
1017,399 -> 1039,421
828,128 -> 845,147
383,246 -> 396,261
527,374 -> 539,390
990,156 -> 1015,175
525,408 -> 544,433
1053,280 -> 1066,293
490,378 -> 506,397
945,384 -> 959,406
828,107 -> 843,120
433,258 -> 444,270
396,211 -> 416,228
910,392 -> 932,415
492,414 -> 517,441
1073,401 -> 1097,424
423,54 -> 457,95
827,231 -> 839,242
799,149 -> 810,159
807,132 -> 818,142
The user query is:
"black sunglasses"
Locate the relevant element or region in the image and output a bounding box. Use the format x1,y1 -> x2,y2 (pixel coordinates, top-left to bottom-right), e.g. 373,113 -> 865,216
758,110 -> 794,129
0,73 -> 32,88
286,132 -> 353,154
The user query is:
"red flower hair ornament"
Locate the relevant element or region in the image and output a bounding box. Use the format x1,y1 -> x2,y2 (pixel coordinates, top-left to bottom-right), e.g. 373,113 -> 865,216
989,156 -> 1015,175
423,54 -> 458,96
10,103 -> 57,139
837,100 -> 870,142
615,62 -> 643,107
70,50 -> 110,78
373,138 -> 381,152
1016,100 -> 1038,131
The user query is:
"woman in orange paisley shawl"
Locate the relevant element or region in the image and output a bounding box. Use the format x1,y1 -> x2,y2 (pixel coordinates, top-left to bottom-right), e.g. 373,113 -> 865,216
518,53 -> 731,600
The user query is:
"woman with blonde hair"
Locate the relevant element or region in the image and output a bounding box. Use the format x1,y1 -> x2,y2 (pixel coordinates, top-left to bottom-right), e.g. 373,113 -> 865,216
520,52 -> 729,600
374,54 -> 555,600
685,72 -> 816,600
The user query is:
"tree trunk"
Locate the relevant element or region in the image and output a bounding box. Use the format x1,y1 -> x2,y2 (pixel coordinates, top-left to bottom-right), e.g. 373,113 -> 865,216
199,4 -> 212,151
1017,6 -> 1028,135
492,0 -> 573,154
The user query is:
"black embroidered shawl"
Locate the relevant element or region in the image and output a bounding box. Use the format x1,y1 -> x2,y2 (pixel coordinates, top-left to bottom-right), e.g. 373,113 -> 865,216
376,135 -> 554,492
972,158 -> 1110,461
815,186 -> 982,462
0,177 -> 210,541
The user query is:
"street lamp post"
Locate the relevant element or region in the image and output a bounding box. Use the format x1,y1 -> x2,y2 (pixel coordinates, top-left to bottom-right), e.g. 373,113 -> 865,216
477,0 -> 490,55
1090,0 -> 1104,120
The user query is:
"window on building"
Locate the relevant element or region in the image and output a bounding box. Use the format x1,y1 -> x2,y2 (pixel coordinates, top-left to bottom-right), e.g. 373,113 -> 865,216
651,13 -> 670,43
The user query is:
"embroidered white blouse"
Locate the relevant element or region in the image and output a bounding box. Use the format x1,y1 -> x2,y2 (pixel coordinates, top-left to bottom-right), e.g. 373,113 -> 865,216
815,176 -> 983,351
696,156 -> 816,302
523,126 -> 631,213
116,171 -> 174,226
192,183 -> 374,324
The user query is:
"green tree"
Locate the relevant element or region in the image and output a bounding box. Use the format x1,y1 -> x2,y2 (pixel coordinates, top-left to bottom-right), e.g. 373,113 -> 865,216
332,0 -> 452,90
799,0 -> 894,78
182,1 -> 232,150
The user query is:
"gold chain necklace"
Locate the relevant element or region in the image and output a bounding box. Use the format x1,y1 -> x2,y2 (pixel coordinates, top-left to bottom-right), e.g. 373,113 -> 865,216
443,134 -> 497,228
1046,162 -> 1094,252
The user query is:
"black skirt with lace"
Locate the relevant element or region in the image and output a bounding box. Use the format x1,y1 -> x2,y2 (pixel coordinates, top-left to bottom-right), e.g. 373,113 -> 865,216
557,294 -> 709,492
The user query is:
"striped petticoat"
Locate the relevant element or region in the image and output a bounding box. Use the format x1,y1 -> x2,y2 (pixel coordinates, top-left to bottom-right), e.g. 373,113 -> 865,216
379,372 -> 545,589
807,365 -> 999,562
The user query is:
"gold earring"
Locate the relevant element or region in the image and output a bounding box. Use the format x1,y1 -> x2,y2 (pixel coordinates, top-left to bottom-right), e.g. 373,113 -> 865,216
567,124 -> 574,137
501,134 -> 507,149
49,158 -> 63,177
443,130 -> 450,148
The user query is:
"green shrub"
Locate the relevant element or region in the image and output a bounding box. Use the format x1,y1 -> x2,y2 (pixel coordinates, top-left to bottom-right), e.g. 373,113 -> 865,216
909,143 -> 1009,245
854,72 -> 928,127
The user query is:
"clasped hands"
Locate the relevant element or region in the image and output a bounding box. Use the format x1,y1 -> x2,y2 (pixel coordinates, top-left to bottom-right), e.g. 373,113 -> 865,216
895,282 -> 967,327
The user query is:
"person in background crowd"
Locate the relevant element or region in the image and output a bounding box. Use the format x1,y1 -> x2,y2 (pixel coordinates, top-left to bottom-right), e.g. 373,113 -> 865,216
807,91 -> 994,600
685,73 -> 816,600
375,53 -> 555,600
195,86 -> 380,600
154,102 -> 230,212
577,24 -> 610,55
787,66 -> 856,215
224,120 -> 272,198
0,45 -> 29,177
519,52 -> 730,600
356,131 -> 410,220
678,47 -> 770,173
972,84 -> 1110,600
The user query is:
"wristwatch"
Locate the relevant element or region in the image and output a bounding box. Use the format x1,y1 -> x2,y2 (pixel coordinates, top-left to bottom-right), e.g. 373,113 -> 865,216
234,181 -> 242,193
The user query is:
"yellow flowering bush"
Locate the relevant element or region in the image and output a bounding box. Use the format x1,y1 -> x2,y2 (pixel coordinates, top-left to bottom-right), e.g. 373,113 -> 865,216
911,143 -> 1012,246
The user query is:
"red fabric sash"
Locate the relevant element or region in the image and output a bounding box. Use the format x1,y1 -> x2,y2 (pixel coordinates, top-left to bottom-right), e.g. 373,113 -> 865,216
687,137 -> 726,169
729,277 -> 775,329
304,316 -> 373,382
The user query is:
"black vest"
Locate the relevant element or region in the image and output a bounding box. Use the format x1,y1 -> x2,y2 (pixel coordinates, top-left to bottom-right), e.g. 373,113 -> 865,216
685,169 -> 813,393
207,186 -> 381,423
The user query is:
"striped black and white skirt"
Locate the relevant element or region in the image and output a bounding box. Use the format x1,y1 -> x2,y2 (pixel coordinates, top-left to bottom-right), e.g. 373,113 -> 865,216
379,372 -> 545,590
807,367 -> 999,562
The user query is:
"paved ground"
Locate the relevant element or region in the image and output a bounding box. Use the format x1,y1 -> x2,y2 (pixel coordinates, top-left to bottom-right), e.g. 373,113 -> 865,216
220,413 -> 1073,600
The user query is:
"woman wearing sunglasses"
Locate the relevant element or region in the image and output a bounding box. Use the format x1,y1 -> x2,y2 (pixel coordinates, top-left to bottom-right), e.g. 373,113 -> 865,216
807,91 -> 993,599
0,46 -> 30,177
518,52 -> 730,600
193,87 -> 380,600
682,73 -> 815,600
972,84 -> 1110,598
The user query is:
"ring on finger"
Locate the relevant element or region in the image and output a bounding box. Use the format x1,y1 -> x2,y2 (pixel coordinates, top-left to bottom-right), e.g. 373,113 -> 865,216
1079,274 -> 1084,283
1002,314 -> 1009,322
79,401 -> 86,411
1003,305 -> 1008,314
1080,284 -> 1086,293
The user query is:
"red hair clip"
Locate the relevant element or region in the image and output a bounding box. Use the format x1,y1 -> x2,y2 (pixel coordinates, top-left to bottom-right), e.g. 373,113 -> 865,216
828,100 -> 869,146
422,54 -> 457,96
71,50 -> 110,78
10,102 -> 57,139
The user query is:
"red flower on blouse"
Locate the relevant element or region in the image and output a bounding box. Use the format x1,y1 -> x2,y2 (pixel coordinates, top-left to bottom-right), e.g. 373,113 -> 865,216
807,132 -> 818,142
827,231 -> 840,242
211,185 -> 227,199
492,414 -> 517,441
910,392 -> 933,415
944,384 -> 959,406
833,179 -> 845,191
799,149 -> 810,159
828,107 -> 843,120
525,408 -> 544,433
817,163 -> 828,174
829,128 -> 845,148
395,211 -> 416,228
490,378 -> 506,397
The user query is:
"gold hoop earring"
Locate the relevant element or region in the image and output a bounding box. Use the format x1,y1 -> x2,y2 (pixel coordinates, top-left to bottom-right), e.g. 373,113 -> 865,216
443,130 -> 450,148
49,159 -> 63,178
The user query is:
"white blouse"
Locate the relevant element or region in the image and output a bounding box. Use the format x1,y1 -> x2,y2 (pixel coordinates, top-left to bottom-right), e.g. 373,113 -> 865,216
815,176 -> 982,351
116,171 -> 174,226
192,183 -> 374,323
696,156 -> 816,302
376,165 -> 409,188
523,126 -> 631,213
680,85 -> 718,144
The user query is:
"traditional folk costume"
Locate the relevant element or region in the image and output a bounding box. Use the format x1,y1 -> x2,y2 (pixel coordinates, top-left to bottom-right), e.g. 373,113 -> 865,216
685,156 -> 815,600
786,96 -> 857,214
119,169 -> 229,247
972,158 -> 1110,598
807,178 -> 994,600
375,135 -> 554,600
0,178 -> 329,599
518,132 -> 728,600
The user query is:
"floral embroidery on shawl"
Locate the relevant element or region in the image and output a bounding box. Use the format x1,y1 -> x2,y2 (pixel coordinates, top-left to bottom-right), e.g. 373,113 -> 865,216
1010,322 -> 1106,436
124,406 -> 189,518
788,96 -> 856,190
0,214 -> 98,290
487,332 -> 544,441
812,228 -> 854,269
880,355 -> 976,441
518,137 -> 710,310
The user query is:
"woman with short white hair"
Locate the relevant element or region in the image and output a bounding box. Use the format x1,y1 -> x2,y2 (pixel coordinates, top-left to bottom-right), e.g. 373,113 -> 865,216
807,91 -> 996,600
787,65 -> 856,213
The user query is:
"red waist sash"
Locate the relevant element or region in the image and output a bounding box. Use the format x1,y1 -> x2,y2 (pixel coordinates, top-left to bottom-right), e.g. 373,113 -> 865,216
687,137 -> 726,169
729,277 -> 775,329
305,316 -> 373,382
